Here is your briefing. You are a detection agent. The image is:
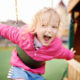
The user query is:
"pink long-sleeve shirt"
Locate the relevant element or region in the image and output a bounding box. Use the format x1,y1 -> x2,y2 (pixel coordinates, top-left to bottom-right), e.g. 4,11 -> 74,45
0,24 -> 74,74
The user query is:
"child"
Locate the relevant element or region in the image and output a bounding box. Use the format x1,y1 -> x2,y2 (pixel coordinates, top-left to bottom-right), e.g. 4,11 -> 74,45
0,8 -> 75,80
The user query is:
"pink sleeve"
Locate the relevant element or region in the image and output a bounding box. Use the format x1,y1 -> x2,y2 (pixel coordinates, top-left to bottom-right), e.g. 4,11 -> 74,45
0,24 -> 20,44
56,46 -> 74,60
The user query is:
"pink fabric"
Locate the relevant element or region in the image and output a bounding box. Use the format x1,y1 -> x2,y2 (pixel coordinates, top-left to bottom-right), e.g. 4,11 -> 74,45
0,24 -> 74,74
11,50 -> 45,74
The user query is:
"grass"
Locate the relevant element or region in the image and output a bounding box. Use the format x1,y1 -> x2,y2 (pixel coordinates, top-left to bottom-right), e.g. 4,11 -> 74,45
0,47 -> 14,80
43,59 -> 68,80
0,46 -> 68,80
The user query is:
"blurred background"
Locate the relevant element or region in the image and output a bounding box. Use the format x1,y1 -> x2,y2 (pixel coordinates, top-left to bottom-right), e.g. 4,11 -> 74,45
0,0 -> 70,45
0,0 -> 77,80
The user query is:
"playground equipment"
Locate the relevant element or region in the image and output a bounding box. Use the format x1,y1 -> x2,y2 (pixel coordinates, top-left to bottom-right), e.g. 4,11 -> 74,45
56,0 -> 70,42
68,0 -> 80,62
10,0 -> 80,80
68,59 -> 80,80
65,0 -> 80,80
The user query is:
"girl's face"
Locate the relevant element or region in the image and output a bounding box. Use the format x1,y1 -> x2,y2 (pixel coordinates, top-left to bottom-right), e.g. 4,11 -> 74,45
35,12 -> 60,46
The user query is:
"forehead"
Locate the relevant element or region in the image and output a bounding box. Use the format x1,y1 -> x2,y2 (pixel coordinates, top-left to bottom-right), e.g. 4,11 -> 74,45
41,11 -> 60,26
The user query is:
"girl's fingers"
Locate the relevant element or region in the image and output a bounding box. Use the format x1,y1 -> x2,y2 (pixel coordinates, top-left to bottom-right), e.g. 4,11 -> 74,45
70,48 -> 73,51
73,50 -> 76,53
70,48 -> 76,54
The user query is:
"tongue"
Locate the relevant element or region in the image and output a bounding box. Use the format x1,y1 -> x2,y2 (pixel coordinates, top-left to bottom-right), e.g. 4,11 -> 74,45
44,37 -> 50,41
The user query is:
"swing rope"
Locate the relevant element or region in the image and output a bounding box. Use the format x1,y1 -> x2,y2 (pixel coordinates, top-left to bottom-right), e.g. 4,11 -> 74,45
15,0 -> 18,24
51,0 -> 53,8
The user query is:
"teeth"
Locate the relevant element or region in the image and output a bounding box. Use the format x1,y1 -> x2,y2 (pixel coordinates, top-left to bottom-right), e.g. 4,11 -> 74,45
49,36 -> 51,38
44,35 -> 51,38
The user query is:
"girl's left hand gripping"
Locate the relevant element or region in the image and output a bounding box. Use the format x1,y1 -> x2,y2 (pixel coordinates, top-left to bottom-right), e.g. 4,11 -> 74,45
70,48 -> 76,54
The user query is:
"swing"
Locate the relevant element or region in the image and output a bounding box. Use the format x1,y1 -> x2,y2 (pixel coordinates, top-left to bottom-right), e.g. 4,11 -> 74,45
15,0 -> 45,69
14,1 -> 68,80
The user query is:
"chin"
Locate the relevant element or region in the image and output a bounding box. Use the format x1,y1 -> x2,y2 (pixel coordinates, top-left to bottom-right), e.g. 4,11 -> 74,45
40,38 -> 53,46
42,43 -> 48,46
42,41 -> 51,46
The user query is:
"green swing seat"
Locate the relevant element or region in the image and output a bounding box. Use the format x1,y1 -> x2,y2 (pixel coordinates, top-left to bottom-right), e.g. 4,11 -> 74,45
16,45 -> 45,69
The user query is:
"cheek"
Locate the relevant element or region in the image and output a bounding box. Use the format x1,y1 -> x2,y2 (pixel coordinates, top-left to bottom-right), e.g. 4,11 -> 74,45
37,29 -> 45,35
37,31 -> 42,35
52,29 -> 58,34
36,32 -> 43,38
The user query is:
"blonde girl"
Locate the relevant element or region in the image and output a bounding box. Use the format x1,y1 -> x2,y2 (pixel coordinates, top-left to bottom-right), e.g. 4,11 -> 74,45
0,8 -> 75,80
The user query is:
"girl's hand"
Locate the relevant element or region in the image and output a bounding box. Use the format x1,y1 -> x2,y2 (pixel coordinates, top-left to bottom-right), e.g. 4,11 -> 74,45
70,48 -> 76,54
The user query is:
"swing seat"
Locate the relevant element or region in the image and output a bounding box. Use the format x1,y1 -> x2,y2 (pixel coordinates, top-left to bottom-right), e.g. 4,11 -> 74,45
16,45 -> 45,69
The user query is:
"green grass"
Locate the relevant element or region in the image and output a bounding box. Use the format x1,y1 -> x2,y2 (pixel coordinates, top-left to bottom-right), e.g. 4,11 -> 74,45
43,60 -> 68,80
0,46 -> 68,80
0,47 -> 15,80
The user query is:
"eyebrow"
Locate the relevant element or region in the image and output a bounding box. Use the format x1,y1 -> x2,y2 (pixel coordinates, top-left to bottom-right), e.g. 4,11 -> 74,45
52,26 -> 58,28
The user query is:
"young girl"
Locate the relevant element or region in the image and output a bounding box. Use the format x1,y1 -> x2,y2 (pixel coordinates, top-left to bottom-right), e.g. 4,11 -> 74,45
0,8 -> 75,80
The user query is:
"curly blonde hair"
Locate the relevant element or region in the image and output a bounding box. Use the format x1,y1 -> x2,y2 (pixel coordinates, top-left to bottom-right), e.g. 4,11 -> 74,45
25,7 -> 60,34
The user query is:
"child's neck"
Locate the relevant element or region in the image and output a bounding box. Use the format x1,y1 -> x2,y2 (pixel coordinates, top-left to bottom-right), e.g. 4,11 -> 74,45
34,36 -> 42,48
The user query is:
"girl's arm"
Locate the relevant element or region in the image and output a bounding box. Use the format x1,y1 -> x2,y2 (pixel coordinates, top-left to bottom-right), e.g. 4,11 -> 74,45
0,24 -> 20,44
56,46 -> 74,60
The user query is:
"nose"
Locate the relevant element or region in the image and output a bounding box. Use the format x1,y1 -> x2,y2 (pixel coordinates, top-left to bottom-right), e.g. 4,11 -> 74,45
46,27 -> 52,32
45,28 -> 53,35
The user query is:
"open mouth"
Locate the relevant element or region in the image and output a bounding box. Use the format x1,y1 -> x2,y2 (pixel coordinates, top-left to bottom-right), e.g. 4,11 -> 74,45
43,35 -> 52,41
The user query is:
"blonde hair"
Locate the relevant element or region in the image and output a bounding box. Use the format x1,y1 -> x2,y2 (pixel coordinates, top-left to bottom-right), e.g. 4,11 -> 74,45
25,7 -> 60,34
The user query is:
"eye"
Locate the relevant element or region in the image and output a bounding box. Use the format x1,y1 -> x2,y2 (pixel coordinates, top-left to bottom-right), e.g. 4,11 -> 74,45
52,26 -> 57,28
42,24 -> 46,27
